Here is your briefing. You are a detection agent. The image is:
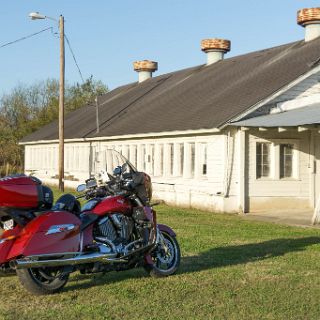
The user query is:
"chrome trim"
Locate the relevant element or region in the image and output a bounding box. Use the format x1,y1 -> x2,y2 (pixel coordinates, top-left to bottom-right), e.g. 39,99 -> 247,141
95,236 -> 117,253
79,232 -> 84,252
123,239 -> 144,255
0,238 -> 8,245
12,251 -> 119,269
45,224 -> 76,235
24,252 -> 80,259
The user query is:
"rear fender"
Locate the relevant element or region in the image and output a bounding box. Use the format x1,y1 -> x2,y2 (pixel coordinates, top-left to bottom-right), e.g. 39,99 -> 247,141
7,211 -> 81,260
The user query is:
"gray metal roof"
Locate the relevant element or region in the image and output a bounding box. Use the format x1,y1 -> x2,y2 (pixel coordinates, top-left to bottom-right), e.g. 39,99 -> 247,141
232,104 -> 320,127
21,38 -> 320,143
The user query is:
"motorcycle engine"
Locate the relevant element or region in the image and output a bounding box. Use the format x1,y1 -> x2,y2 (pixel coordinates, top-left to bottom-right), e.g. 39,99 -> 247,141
94,214 -> 134,246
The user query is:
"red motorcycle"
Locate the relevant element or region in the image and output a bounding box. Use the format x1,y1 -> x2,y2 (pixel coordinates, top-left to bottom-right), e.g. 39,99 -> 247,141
0,150 -> 180,295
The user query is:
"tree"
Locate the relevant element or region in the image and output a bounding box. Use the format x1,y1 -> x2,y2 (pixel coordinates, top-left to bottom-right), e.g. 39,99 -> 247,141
0,77 -> 108,175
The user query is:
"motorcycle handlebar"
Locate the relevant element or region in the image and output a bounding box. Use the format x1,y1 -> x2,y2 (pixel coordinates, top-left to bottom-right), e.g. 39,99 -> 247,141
77,175 -> 134,200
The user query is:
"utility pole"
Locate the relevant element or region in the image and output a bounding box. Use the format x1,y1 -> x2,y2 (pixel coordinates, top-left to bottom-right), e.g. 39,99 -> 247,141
95,96 -> 100,134
29,12 -> 65,191
59,15 -> 65,191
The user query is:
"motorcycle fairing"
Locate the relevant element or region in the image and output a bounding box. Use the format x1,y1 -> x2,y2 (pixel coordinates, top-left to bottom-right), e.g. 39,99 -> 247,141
6,211 -> 81,260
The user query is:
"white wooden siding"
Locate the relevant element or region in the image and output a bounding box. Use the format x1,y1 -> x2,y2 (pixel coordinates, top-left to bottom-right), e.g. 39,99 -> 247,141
246,130 -> 311,210
24,134 -> 228,211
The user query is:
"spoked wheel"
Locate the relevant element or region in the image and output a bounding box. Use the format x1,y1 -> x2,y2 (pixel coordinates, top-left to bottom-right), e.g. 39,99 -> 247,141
144,231 -> 180,277
16,267 -> 69,295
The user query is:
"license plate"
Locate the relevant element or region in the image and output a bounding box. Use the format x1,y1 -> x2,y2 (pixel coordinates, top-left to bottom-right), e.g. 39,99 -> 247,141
3,219 -> 14,231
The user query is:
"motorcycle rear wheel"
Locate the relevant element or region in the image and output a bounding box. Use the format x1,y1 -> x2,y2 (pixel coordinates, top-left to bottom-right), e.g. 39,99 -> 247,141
144,231 -> 180,278
16,267 -> 69,295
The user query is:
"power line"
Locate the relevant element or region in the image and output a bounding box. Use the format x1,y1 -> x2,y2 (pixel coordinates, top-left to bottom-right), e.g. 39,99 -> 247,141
0,27 -> 53,49
64,34 -> 85,83
0,26 -> 85,84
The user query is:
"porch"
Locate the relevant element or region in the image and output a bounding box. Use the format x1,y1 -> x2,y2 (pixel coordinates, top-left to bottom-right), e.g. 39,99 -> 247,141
241,208 -> 317,228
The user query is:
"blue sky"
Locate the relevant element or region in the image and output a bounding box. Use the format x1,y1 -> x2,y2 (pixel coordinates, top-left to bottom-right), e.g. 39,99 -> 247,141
1,0 -> 319,95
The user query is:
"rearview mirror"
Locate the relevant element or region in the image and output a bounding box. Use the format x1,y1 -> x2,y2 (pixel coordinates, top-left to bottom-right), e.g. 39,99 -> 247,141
86,179 -> 97,189
76,184 -> 86,193
113,166 -> 122,176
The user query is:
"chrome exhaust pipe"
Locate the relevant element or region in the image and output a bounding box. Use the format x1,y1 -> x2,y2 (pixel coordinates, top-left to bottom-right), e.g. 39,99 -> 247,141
12,234 -> 157,270
12,251 -> 122,269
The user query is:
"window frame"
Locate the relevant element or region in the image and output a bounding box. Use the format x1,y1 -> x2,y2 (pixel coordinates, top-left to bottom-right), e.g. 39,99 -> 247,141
254,139 -> 299,181
277,140 -> 299,180
255,141 -> 273,180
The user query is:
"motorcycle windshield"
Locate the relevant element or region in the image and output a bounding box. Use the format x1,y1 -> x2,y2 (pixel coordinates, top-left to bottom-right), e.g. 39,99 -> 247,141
105,149 -> 137,176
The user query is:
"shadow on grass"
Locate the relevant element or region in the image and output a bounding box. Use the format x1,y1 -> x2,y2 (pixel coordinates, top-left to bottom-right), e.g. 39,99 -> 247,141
181,236 -> 320,273
64,236 -> 320,292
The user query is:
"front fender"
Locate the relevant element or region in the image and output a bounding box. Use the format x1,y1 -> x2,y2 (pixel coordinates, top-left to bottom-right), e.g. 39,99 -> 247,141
157,224 -> 176,237
144,224 -> 177,265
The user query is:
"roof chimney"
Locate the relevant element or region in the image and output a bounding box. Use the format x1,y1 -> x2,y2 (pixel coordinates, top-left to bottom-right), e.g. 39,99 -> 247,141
201,38 -> 231,65
133,60 -> 158,83
297,8 -> 320,42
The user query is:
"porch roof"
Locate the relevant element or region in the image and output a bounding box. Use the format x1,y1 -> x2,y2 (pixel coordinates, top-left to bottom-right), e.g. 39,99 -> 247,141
231,104 -> 320,127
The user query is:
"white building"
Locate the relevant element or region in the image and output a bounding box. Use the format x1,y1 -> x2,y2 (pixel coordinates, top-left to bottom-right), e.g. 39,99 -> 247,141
20,8 -> 320,216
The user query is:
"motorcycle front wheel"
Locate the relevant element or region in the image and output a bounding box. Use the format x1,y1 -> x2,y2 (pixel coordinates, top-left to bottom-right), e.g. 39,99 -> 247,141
16,267 -> 69,295
144,231 -> 180,278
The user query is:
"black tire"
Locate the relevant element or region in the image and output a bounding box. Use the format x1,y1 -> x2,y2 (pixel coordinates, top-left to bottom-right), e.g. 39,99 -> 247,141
16,267 -> 69,295
144,232 -> 180,278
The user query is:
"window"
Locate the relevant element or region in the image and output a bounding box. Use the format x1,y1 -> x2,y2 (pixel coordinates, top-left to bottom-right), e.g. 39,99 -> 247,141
133,145 -> 138,168
190,143 -> 195,177
255,140 -> 298,180
129,145 -> 137,167
169,144 -> 174,176
121,145 -> 129,159
280,144 -> 293,178
180,143 -> 184,176
256,142 -> 271,178
154,144 -> 163,176
142,145 -> 146,171
200,144 -> 207,175
148,144 -> 154,175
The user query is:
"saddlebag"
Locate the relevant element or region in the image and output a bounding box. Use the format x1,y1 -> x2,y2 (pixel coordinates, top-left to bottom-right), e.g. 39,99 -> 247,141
0,175 -> 53,210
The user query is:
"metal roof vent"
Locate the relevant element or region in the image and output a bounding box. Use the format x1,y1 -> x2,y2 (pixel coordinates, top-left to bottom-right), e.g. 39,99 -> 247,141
133,60 -> 158,83
298,8 -> 320,42
201,38 -> 231,65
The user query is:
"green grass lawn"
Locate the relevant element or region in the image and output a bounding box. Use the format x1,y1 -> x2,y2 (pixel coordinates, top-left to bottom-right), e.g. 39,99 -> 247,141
1,190 -> 320,319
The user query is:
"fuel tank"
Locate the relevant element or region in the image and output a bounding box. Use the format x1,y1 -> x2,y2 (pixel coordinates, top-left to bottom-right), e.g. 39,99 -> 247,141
92,195 -> 131,216
6,211 -> 81,259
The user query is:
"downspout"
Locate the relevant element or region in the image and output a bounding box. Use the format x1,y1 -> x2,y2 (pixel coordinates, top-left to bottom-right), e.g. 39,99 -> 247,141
309,130 -> 316,208
223,130 -> 232,197
95,96 -> 100,134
